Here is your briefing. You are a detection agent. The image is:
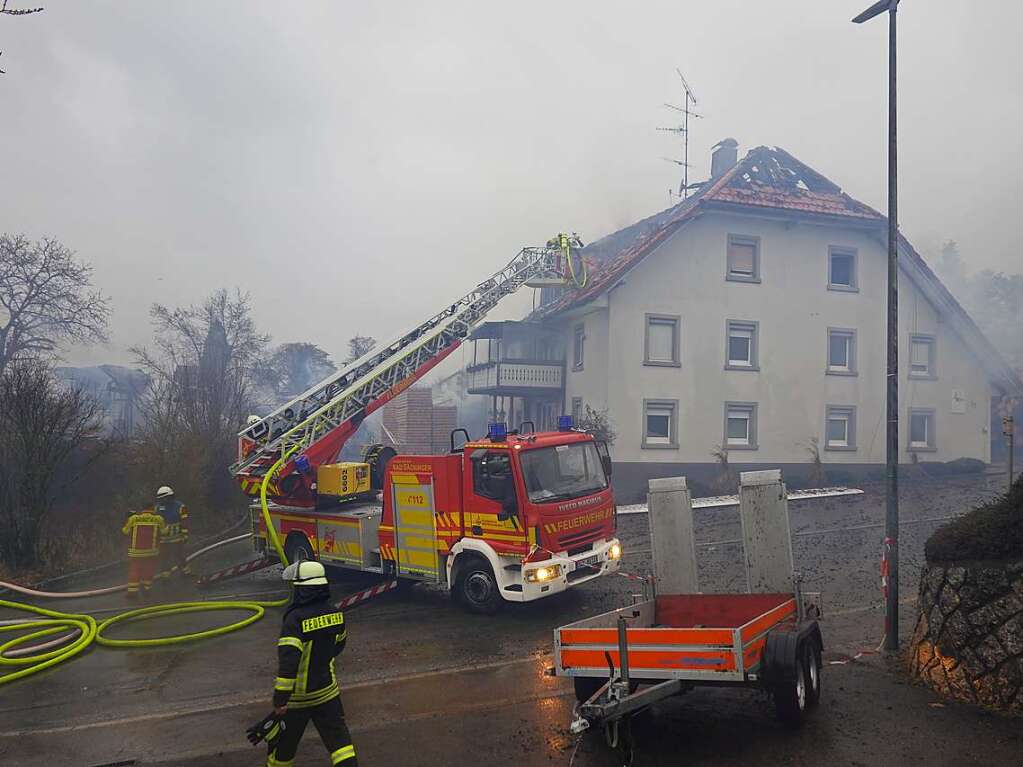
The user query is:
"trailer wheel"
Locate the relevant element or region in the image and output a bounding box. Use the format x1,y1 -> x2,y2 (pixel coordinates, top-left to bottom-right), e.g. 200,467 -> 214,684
284,532 -> 315,565
454,556 -> 502,615
805,641 -> 822,707
773,642 -> 809,727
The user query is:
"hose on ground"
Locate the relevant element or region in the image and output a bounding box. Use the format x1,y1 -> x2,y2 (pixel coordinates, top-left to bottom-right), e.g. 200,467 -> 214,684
0,449 -> 297,686
1,510 -> 253,596
0,533 -> 254,600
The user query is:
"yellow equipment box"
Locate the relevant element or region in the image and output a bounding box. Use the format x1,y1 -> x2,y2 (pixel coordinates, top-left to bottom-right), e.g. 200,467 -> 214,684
317,462 -> 371,498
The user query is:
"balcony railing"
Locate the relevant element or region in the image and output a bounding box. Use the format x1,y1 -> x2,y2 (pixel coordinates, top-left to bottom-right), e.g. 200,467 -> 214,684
466,361 -> 563,394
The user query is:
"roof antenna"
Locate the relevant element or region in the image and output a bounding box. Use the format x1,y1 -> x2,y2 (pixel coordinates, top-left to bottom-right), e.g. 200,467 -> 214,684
657,69 -> 701,202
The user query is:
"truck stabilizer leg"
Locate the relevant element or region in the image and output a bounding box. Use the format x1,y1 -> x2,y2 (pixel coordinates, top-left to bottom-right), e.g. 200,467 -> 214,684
335,579 -> 399,610
195,556 -> 274,588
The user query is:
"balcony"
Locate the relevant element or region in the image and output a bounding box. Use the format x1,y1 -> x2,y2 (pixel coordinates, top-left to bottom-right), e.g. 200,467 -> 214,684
466,361 -> 564,396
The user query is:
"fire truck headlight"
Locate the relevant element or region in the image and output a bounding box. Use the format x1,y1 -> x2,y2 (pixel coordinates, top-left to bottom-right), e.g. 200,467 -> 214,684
526,564 -> 562,583
609,542 -> 622,560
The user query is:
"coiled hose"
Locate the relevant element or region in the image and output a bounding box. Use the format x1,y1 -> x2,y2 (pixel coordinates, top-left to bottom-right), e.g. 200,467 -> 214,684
0,449 -> 297,686
562,233 -> 588,289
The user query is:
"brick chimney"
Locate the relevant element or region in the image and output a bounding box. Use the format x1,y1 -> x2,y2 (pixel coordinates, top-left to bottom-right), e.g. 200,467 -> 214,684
711,138 -> 739,178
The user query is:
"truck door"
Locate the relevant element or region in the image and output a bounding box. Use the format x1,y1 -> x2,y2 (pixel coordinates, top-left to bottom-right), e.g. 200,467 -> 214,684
464,448 -> 527,545
390,471 -> 442,581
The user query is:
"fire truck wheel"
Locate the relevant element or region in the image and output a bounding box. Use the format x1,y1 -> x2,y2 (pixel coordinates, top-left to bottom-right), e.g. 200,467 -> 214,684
804,641 -> 822,707
284,533 -> 315,565
773,641 -> 809,728
454,556 -> 502,615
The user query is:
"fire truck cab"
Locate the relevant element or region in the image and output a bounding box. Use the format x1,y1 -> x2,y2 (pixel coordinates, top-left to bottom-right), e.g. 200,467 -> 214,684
253,420 -> 622,613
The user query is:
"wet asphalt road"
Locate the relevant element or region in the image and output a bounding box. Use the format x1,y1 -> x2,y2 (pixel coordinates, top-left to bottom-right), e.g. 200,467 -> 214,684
1,476 -> 1020,766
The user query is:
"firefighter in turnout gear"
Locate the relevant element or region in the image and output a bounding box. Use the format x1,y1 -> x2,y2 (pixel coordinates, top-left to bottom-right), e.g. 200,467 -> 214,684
154,485 -> 190,579
268,560 -> 357,767
122,509 -> 168,599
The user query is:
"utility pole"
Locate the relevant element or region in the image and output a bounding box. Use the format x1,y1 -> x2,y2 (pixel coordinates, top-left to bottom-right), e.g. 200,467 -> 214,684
1003,397 -> 1016,490
853,0 -> 901,651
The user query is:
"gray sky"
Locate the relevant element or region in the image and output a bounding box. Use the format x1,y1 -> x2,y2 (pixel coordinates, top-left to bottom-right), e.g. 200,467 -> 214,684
4,1 -> 1022,369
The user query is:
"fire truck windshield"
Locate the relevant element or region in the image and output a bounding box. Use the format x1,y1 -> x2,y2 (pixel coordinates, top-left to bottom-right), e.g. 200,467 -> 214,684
519,441 -> 608,504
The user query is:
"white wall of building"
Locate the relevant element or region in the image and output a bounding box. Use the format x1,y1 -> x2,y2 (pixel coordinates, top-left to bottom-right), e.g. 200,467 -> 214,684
559,210 -> 992,466
561,304 -> 611,416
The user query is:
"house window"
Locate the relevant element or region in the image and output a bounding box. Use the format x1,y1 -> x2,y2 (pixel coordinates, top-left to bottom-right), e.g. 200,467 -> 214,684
571,397 -> 582,422
726,320 -> 759,370
909,408 -> 936,451
724,402 -> 758,450
828,247 -> 858,291
825,405 -> 857,451
909,334 -> 937,379
726,235 -> 760,283
644,314 -> 681,367
643,399 -> 678,449
827,328 -> 857,375
572,324 -> 585,370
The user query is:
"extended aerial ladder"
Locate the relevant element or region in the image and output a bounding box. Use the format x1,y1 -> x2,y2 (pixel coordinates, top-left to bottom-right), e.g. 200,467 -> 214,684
231,236 -> 585,507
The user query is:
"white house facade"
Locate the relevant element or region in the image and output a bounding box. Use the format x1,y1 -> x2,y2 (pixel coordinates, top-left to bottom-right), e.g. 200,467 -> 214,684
465,143 -> 1022,498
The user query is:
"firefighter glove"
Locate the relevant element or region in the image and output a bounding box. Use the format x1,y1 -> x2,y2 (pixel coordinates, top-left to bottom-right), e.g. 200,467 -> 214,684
246,711 -> 286,747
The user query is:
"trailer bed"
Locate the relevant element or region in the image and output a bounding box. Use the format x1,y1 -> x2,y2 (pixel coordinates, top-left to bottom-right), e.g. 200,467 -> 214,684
556,593 -> 797,683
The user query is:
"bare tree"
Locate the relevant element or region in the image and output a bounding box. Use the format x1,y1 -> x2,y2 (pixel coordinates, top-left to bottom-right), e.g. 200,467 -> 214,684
345,334 -> 376,363
130,289 -> 270,526
0,234 -> 110,373
131,289 -> 269,433
0,359 -> 103,569
0,3 -> 45,75
264,342 -> 336,398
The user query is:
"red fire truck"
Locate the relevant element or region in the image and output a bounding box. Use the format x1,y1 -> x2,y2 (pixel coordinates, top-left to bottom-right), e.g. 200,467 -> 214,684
252,421 -> 622,612
238,238 -> 622,611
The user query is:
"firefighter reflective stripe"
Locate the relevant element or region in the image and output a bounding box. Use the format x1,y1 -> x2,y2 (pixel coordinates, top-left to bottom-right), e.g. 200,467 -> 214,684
123,512 -> 166,556
156,500 -> 190,542
287,681 -> 340,709
275,677 -> 296,691
278,636 -> 304,651
267,754 -> 294,767
301,612 -> 344,632
296,641 -> 313,694
335,629 -> 347,643
332,744 -> 356,764
266,720 -> 283,743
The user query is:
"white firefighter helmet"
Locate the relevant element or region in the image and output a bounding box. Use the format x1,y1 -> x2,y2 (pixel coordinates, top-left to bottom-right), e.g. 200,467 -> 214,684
282,560 -> 328,587
156,486 -> 174,499
246,414 -> 261,426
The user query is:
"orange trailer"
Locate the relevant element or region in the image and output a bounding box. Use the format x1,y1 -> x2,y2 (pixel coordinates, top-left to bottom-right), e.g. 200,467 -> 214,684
556,590 -> 823,734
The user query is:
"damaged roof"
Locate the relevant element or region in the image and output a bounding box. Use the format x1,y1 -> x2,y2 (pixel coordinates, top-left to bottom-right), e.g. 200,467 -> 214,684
535,145 -> 1023,395
537,145 -> 882,318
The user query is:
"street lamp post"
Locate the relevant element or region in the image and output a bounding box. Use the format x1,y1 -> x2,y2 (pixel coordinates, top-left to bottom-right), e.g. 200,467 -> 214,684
853,0 -> 901,652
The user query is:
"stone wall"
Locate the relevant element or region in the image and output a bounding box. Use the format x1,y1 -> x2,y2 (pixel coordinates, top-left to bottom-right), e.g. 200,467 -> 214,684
910,560 -> 1023,712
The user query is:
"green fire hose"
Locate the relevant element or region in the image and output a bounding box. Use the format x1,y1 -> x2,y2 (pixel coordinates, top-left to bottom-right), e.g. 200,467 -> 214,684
0,448 -> 297,686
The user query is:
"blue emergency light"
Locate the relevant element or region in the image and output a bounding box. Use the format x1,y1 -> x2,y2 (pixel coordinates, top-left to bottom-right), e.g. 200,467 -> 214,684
558,415 -> 573,432
487,422 -> 508,441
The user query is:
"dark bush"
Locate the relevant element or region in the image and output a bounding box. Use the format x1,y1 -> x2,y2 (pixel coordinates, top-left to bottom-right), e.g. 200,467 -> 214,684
925,475 -> 1023,563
